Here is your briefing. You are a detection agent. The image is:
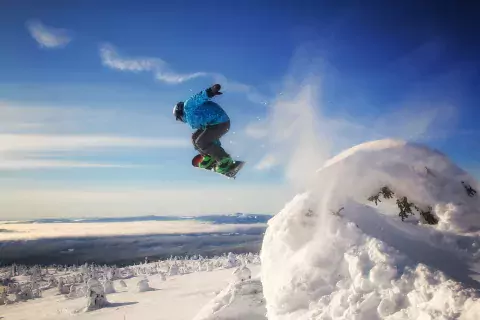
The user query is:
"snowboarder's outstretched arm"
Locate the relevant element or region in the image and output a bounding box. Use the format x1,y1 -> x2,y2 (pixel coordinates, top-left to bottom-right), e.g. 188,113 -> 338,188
184,84 -> 223,110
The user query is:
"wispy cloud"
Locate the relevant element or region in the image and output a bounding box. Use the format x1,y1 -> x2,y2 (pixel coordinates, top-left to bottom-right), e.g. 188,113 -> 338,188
0,101 -> 180,136
99,44 -> 164,72
99,43 -> 208,84
0,159 -> 133,170
0,102 -> 190,170
99,43 -> 268,103
0,134 -> 188,170
156,72 -> 209,84
25,19 -> 72,49
0,134 -> 188,153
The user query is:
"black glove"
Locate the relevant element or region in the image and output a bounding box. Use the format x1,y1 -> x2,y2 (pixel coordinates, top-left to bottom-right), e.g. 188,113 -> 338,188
206,84 -> 223,98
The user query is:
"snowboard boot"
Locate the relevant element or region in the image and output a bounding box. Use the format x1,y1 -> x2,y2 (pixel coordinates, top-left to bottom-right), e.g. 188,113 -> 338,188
214,157 -> 235,174
198,155 -> 216,169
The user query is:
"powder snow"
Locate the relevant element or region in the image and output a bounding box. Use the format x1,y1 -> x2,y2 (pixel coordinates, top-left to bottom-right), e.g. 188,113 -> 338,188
260,139 -> 480,320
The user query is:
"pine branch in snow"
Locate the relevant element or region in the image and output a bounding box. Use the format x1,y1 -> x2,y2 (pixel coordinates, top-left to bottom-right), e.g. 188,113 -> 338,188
380,186 -> 394,199
425,166 -> 436,177
462,181 -> 477,197
305,209 -> 315,217
396,197 -> 415,221
331,207 -> 344,217
368,194 -> 382,205
368,186 -> 395,205
418,206 -> 438,225
368,186 -> 438,225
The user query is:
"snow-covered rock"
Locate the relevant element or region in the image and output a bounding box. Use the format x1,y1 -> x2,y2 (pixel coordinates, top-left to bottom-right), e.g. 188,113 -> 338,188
137,278 -> 152,292
261,139 -> 480,320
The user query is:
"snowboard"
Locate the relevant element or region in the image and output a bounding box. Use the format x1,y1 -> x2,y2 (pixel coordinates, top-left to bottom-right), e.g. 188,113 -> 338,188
192,154 -> 246,179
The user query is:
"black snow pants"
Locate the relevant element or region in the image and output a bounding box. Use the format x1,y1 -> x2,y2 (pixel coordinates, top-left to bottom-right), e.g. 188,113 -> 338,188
191,121 -> 230,161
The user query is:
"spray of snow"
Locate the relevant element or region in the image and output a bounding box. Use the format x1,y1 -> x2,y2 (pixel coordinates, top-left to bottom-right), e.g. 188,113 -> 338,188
247,46 -> 480,319
258,77 -> 329,190
249,46 -> 458,193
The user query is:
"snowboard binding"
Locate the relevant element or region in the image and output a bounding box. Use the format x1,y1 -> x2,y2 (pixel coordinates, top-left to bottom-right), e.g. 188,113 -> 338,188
192,154 -> 245,179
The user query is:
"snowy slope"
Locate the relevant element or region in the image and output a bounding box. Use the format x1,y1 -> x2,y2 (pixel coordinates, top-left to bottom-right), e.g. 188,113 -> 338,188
261,139 -> 480,320
0,260 -> 263,320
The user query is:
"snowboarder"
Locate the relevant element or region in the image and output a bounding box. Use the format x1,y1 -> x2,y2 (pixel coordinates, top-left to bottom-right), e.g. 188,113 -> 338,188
173,84 -> 235,174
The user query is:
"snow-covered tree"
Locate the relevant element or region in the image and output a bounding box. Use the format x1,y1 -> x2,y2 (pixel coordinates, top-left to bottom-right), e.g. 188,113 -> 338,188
168,263 -> 179,276
233,265 -> 251,282
84,278 -> 108,311
103,280 -> 115,294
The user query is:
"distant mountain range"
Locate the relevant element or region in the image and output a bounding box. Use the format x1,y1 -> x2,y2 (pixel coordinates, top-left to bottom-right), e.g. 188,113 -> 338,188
3,213 -> 273,225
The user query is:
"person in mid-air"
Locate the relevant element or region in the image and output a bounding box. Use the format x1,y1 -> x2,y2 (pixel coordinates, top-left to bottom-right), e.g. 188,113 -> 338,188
173,84 -> 235,174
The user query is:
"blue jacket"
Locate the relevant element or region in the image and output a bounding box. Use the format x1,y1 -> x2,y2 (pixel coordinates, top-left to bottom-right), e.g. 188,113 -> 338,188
183,90 -> 230,130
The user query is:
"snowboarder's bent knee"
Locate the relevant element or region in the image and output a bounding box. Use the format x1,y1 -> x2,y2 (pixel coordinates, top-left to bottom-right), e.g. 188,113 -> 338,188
173,84 -> 235,174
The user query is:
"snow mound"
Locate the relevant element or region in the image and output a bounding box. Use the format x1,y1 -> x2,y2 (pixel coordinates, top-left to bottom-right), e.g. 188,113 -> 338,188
137,278 -> 153,292
194,277 -> 266,320
316,139 -> 480,233
261,139 -> 480,320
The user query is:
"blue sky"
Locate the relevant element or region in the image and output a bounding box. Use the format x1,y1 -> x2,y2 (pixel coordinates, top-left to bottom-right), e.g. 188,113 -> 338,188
0,0 -> 479,219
